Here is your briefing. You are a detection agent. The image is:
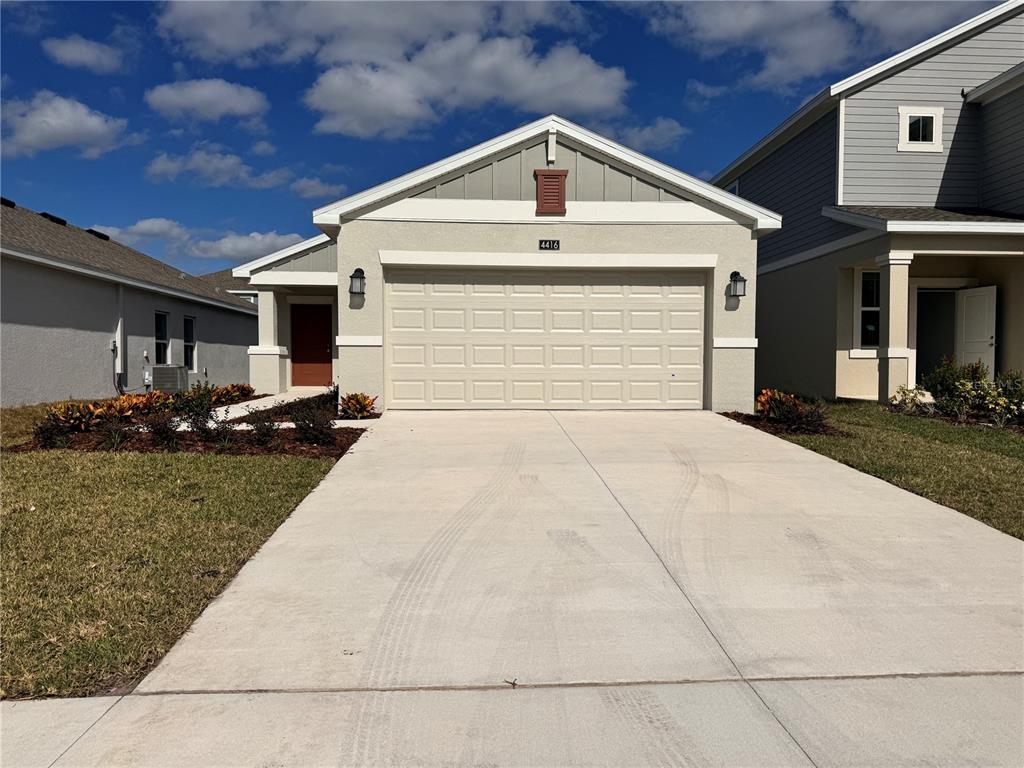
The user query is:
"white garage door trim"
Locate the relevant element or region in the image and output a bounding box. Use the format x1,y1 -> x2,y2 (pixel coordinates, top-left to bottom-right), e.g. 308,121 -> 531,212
379,251 -> 718,269
385,267 -> 707,410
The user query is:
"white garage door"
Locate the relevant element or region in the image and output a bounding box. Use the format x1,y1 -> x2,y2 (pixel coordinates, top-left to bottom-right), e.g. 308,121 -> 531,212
385,268 -> 705,409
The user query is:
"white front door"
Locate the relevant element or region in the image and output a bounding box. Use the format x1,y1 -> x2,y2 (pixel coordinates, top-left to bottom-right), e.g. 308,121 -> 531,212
955,286 -> 996,375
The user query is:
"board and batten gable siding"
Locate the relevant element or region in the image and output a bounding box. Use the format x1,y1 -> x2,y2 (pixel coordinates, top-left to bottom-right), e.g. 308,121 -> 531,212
980,85 -> 1024,214
732,108 -> 860,265
412,139 -> 687,203
254,239 -> 337,273
842,12 -> 1024,207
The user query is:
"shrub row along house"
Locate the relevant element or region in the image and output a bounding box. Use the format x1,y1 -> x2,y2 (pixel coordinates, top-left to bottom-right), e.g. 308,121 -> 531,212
0,200 -> 257,406
714,0 -> 1024,401
233,115 -> 780,412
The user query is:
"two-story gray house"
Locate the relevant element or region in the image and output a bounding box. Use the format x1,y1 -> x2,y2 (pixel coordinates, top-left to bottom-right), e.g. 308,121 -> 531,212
715,0 -> 1024,401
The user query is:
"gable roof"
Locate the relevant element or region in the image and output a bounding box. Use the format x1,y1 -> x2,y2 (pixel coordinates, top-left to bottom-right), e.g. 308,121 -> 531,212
713,0 -> 1024,185
198,267 -> 258,294
0,202 -> 256,313
232,233 -> 330,278
312,114 -> 782,232
966,60 -> 1024,104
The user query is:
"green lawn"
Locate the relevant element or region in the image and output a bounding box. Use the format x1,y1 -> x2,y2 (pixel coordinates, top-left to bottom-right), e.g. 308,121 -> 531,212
1,402 -> 58,448
783,401 -> 1024,540
1,448 -> 334,698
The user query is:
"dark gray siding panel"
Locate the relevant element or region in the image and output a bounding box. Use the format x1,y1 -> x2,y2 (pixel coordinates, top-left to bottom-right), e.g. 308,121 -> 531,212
736,108 -> 860,264
980,86 -> 1024,214
843,13 -> 1024,206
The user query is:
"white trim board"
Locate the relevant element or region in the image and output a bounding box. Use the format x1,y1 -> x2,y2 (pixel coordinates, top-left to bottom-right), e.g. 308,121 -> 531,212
356,198 -> 737,225
314,115 -> 782,233
713,338 -> 758,349
965,61 -> 1024,104
336,335 -> 382,347
2,247 -> 257,316
233,233 -> 331,278
250,271 -> 338,287
378,251 -> 718,270
248,345 -> 288,356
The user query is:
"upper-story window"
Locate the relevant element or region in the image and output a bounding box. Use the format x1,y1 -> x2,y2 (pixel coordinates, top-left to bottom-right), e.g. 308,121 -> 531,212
897,106 -> 943,153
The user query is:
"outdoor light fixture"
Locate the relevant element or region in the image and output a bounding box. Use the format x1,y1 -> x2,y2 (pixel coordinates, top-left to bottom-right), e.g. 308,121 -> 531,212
349,268 -> 366,296
729,271 -> 747,298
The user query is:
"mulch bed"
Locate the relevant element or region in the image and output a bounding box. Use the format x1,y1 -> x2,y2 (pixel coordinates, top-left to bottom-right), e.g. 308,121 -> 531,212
11,427 -> 363,459
722,411 -> 849,437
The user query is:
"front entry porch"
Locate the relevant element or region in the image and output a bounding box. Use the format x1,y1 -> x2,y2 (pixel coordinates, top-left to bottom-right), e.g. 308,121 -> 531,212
248,289 -> 339,394
836,235 -> 1022,402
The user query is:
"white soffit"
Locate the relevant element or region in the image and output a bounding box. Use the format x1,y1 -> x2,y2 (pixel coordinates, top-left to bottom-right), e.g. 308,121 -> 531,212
359,198 -> 736,225
313,115 -> 781,232
378,250 -> 718,269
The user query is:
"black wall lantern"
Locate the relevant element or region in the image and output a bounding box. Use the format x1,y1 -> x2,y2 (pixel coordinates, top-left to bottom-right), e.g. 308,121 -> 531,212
728,270 -> 747,298
349,268 -> 366,296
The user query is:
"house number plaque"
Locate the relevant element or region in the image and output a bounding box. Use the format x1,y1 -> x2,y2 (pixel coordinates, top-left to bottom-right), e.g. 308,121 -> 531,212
539,239 -> 560,250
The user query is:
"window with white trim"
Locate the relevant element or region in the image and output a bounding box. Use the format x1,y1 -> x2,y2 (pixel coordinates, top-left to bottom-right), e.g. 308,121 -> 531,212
184,316 -> 197,372
858,271 -> 880,348
154,311 -> 169,364
897,106 -> 943,152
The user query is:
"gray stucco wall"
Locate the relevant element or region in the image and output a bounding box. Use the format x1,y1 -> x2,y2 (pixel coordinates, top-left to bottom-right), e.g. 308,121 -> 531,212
979,86 -> 1024,214
412,139 -> 687,203
1,256 -> 256,406
842,13 -> 1024,207
732,108 -> 860,265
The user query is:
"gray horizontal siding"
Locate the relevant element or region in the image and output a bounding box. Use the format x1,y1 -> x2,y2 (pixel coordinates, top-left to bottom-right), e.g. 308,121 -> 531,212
413,139 -> 686,203
256,240 -> 337,273
980,86 -> 1024,213
735,107 -> 859,265
843,12 -> 1024,207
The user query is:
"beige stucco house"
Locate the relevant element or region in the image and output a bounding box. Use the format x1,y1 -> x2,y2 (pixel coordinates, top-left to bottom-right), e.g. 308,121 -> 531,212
715,1 -> 1024,401
233,116 -> 781,412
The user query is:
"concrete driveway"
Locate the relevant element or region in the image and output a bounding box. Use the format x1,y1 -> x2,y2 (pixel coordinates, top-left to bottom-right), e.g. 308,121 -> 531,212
5,412 -> 1023,767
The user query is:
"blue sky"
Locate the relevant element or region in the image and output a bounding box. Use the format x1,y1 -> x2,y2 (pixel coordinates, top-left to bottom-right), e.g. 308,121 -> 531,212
1,1 -> 993,274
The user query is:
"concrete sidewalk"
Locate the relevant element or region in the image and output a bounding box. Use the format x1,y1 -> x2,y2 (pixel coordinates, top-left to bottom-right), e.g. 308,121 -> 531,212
4,411 -> 1022,766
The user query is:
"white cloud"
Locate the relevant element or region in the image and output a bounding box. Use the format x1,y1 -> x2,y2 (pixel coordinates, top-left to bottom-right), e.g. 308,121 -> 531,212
250,139 -> 276,156
158,1 -> 623,137
1,91 -> 139,159
146,144 -> 291,189
612,117 -> 689,153
684,79 -> 729,111
305,35 -> 627,139
145,78 -> 269,123
192,231 -> 305,260
290,176 -> 346,200
641,1 -> 993,93
93,217 -> 304,263
41,34 -> 122,73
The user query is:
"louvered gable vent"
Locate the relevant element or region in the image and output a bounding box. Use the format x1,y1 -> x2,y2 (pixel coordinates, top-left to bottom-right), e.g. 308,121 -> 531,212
534,169 -> 567,215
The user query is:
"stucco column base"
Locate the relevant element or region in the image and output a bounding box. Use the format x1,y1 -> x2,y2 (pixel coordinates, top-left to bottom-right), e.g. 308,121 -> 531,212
248,349 -> 287,394
878,356 -> 910,402
710,347 -> 756,413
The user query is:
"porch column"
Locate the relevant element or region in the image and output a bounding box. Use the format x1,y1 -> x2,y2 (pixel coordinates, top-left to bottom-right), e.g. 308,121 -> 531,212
876,250 -> 914,401
248,289 -> 288,394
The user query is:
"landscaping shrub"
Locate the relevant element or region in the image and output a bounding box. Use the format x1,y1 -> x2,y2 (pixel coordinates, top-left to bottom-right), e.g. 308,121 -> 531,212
339,392 -> 377,419
141,410 -> 179,451
47,401 -> 100,432
207,383 -> 255,406
921,357 -> 988,403
755,389 -> 828,433
889,385 -> 933,416
996,370 -> 1024,423
31,414 -> 71,448
97,413 -> 135,452
207,416 -> 236,451
174,383 -> 216,440
292,398 -> 335,445
248,408 -> 279,446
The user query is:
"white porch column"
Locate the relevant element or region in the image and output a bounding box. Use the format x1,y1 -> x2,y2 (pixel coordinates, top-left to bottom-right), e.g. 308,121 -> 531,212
876,250 -> 914,401
248,289 -> 288,393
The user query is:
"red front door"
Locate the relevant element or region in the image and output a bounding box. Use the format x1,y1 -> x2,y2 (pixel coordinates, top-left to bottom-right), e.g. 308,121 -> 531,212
291,304 -> 333,386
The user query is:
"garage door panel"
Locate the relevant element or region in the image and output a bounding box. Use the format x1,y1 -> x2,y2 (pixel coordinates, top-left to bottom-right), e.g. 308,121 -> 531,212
385,268 -> 704,409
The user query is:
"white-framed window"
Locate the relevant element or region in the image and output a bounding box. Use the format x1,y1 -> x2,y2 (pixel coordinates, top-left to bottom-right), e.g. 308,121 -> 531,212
154,311 -> 169,364
897,106 -> 943,152
855,270 -> 881,349
184,316 -> 197,372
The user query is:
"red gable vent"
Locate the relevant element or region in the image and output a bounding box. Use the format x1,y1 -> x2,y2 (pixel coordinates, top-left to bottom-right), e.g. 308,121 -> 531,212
534,169 -> 567,216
